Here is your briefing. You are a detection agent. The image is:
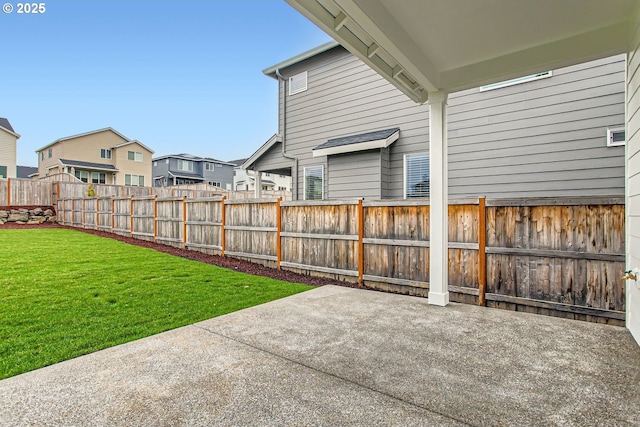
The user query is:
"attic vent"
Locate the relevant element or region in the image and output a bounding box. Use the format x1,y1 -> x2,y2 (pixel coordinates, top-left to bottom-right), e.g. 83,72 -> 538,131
607,127 -> 626,147
289,71 -> 308,95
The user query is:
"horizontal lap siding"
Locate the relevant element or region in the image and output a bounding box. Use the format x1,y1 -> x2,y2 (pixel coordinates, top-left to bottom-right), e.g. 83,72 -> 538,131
328,151 -> 381,199
447,55 -> 626,198
282,47 -> 427,200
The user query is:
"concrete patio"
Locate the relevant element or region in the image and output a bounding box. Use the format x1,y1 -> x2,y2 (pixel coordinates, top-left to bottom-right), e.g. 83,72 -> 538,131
1,285 -> 639,426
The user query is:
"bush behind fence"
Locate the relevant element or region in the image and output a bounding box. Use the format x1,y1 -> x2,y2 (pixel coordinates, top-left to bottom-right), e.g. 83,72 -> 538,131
56,194 -> 626,325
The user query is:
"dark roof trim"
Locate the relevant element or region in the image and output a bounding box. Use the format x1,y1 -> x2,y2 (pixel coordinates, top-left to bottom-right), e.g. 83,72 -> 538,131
0,117 -> 20,138
312,127 -> 400,157
168,171 -> 204,180
58,159 -> 118,171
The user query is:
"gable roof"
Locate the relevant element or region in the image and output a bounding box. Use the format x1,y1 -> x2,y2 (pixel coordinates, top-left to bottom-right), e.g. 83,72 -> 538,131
36,127 -> 130,152
242,134 -> 283,169
0,117 -> 20,138
112,139 -> 155,154
17,166 -> 37,178
263,41 -> 341,78
227,158 -> 248,166
312,127 -> 400,157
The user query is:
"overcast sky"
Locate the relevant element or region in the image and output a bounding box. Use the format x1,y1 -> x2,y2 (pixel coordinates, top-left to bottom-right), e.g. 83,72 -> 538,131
1,0 -> 332,166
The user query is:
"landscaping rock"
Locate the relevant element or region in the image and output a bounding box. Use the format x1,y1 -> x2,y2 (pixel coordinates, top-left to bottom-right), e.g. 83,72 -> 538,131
0,210 -> 8,219
44,209 -> 54,216
8,212 -> 29,222
31,208 -> 43,216
0,206 -> 56,226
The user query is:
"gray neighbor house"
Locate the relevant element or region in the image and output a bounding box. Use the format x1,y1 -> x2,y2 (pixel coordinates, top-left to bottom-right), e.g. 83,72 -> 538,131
152,153 -> 235,189
242,41 -> 626,200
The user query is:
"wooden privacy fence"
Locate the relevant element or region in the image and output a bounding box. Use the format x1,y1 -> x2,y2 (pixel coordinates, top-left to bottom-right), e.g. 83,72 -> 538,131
0,178 -> 53,206
56,195 -> 626,324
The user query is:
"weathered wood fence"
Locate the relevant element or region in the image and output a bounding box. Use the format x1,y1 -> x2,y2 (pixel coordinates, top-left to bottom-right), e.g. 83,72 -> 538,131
0,178 -> 53,206
56,195 -> 626,325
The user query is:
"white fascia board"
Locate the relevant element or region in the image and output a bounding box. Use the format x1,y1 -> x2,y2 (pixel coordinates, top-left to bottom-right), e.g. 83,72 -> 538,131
242,134 -> 282,169
312,131 -> 399,157
0,126 -> 20,139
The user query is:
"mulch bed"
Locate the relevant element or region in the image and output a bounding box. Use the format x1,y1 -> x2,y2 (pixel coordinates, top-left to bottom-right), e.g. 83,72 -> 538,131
1,222 -> 363,288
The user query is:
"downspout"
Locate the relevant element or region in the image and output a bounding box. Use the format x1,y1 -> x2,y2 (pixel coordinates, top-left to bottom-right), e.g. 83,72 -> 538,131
275,68 -> 299,200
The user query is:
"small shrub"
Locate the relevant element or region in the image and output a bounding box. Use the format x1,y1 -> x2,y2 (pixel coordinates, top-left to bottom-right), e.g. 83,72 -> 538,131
87,183 -> 97,197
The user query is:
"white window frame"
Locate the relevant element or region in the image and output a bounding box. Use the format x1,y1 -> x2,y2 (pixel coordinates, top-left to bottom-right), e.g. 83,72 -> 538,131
304,165 -> 324,200
289,71 -> 308,95
204,163 -> 214,171
479,71 -> 552,92
127,151 -> 143,162
176,159 -> 194,172
607,127 -> 626,147
404,153 -> 430,199
100,149 -> 112,159
125,174 -> 144,186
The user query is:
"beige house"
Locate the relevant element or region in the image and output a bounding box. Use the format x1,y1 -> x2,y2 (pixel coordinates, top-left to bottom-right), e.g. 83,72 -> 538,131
35,128 -> 153,186
0,118 -> 20,179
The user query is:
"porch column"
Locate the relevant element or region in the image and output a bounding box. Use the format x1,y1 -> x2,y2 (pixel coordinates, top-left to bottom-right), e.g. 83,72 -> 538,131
254,170 -> 263,198
428,91 -> 449,306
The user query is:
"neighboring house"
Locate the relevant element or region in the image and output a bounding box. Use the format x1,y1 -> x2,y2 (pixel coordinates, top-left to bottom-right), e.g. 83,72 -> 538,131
35,128 -> 154,186
243,42 -> 626,200
17,166 -> 38,179
0,118 -> 20,179
152,153 -> 234,189
229,158 -> 291,191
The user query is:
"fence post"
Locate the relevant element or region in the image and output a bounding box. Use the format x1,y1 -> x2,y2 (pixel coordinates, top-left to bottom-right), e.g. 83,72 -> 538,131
6,178 -> 10,207
182,196 -> 187,247
221,196 -> 226,256
478,197 -> 487,306
129,196 -> 134,237
95,198 -> 99,230
153,195 -> 158,243
56,181 -> 60,206
82,198 -> 86,228
111,197 -> 115,232
276,197 -> 282,269
358,199 -> 364,285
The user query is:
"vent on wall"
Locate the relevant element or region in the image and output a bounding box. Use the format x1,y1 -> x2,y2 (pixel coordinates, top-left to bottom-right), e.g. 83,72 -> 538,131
607,127 -> 626,147
289,71 -> 308,95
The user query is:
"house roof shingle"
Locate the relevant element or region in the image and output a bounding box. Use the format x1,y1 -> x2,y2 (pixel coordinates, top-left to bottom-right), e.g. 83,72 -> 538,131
312,127 -> 401,158
314,127 -> 400,151
167,171 -> 204,180
58,159 -> 118,171
0,118 -> 15,133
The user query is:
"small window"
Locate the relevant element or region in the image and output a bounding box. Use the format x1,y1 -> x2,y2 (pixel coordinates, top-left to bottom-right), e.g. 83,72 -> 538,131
177,160 -> 194,172
289,71 -> 308,95
304,165 -> 323,200
48,148 -> 52,158
607,127 -> 626,147
125,174 -> 144,186
41,152 -> 44,161
479,71 -> 552,92
91,172 -> 106,184
127,151 -> 143,162
205,163 -> 214,171
75,170 -> 89,183
208,181 -> 221,187
100,149 -> 112,159
0,166 -> 6,178
404,153 -> 430,198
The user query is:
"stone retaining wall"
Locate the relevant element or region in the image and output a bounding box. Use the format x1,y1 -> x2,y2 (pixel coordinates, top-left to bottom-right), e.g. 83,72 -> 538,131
0,207 -> 56,225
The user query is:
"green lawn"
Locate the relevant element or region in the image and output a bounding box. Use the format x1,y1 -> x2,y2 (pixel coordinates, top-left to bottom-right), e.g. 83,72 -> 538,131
0,228 -> 312,380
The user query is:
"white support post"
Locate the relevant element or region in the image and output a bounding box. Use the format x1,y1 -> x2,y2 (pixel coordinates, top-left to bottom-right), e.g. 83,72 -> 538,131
428,91 -> 449,306
254,170 -> 263,198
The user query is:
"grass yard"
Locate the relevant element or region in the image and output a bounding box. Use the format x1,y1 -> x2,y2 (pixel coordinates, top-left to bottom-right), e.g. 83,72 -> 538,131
0,228 -> 312,380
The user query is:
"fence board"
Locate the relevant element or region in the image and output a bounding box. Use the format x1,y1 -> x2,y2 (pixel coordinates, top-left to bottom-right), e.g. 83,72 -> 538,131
156,197 -> 184,247
225,200 -> 278,263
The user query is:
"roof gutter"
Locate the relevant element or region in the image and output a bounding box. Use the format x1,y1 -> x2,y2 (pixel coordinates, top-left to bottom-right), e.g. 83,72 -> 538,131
275,67 -> 299,200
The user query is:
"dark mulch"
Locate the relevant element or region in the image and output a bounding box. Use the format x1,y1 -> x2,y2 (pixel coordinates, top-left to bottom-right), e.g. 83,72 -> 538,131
1,223 -> 362,288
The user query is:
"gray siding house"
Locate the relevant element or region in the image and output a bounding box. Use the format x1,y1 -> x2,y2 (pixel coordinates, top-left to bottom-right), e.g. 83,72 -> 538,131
243,42 -> 626,200
152,153 -> 234,189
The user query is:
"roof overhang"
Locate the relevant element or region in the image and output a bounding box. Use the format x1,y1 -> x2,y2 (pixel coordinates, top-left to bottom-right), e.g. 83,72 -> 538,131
263,40 -> 341,77
312,127 -> 399,157
285,0 -> 637,102
242,134 -> 283,170
58,160 -> 119,173
113,139 -> 155,154
168,171 -> 204,180
36,127 -> 131,152
0,125 -> 20,139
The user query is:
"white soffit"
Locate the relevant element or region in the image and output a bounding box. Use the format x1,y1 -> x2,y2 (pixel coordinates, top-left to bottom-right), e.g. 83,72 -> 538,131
286,0 -> 637,102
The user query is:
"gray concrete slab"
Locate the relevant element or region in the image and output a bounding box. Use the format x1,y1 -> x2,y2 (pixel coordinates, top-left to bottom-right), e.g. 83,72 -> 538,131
1,285 -> 639,427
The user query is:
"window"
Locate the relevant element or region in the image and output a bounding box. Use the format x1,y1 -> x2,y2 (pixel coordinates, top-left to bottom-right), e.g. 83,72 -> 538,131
41,152 -> 44,161
208,181 -> 221,187
153,161 -> 158,166
479,71 -> 552,92
100,149 -> 112,159
48,148 -> 52,158
91,172 -> 106,184
205,163 -> 215,171
176,159 -> 194,172
404,153 -> 430,198
278,186 -> 287,191
125,174 -> 144,186
75,170 -> 89,183
607,127 -> 626,147
127,151 -> 143,162
0,166 -> 6,178
289,71 -> 308,95
304,165 -> 323,200
264,173 -> 271,177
